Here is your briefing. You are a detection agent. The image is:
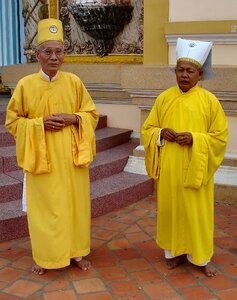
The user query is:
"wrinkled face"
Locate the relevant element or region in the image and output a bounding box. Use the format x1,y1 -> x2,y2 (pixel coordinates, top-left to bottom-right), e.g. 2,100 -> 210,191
36,41 -> 64,78
175,61 -> 203,92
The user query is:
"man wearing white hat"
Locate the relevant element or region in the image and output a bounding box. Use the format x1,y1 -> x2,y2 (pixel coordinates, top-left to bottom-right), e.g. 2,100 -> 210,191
142,38 -> 228,276
5,18 -> 99,275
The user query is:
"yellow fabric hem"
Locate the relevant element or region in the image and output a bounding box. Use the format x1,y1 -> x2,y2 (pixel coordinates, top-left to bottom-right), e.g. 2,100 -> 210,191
156,239 -> 213,265
33,248 -> 90,269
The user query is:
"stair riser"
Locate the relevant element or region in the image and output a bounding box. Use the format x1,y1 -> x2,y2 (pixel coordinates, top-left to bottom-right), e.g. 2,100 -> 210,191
96,115 -> 107,129
91,179 -> 154,218
90,157 -> 128,182
0,156 -> 20,173
96,132 -> 132,152
0,216 -> 28,242
0,132 -> 15,147
0,111 -> 6,125
0,184 -> 22,204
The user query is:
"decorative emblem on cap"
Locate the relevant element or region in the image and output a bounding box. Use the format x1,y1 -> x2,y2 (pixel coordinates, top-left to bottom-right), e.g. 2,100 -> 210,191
49,25 -> 58,34
188,42 -> 196,48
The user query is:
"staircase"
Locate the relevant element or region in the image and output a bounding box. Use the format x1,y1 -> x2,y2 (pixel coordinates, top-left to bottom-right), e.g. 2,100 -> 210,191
0,94 -> 154,242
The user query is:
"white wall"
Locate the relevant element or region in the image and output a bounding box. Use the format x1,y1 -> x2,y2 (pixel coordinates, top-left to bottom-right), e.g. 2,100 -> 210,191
169,0 -> 237,22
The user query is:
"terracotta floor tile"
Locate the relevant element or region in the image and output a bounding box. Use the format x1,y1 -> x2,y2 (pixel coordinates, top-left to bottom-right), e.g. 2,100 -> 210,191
179,285 -> 216,300
26,268 -> 64,283
0,258 -> 10,268
0,247 -> 30,260
99,266 -> 128,281
215,236 -> 237,249
92,229 -> 118,240
166,272 -> 197,287
73,278 -> 107,294
132,269 -> 162,283
11,255 -> 34,270
0,294 -> 18,300
110,280 -> 139,296
91,255 -> 118,268
221,264 -> 237,278
0,282 -> 7,289
137,217 -> 156,228
125,232 -> 151,244
202,274 -> 237,290
0,198 -> 236,299
3,279 -> 42,298
80,292 -> 113,300
117,295 -> 148,300
113,248 -> 140,260
124,224 -> 142,234
212,252 -> 237,265
107,237 -> 131,250
142,282 -> 178,299
116,214 -> 141,224
44,289 -> 78,300
96,221 -> 128,232
0,267 -> 26,282
44,274 -> 71,292
154,260 -> 186,276
217,287 -> 237,300
68,266 -> 98,280
90,238 -> 105,249
28,294 -> 43,300
0,241 -> 14,251
89,246 -> 111,257
122,258 -> 152,272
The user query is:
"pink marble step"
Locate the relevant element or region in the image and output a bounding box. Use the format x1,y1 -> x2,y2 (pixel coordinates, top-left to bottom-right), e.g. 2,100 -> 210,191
96,127 -> 133,152
0,125 -> 15,147
0,146 -> 20,173
0,199 -> 28,241
0,172 -> 23,203
0,127 -> 133,174
96,114 -> 107,129
0,142 -> 137,204
90,141 -> 138,182
91,171 -> 154,217
0,171 -> 153,242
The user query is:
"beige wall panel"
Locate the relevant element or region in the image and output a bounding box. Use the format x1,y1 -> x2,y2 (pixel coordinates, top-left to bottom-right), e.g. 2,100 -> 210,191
96,103 -> 141,133
169,0 -> 237,22
169,44 -> 237,66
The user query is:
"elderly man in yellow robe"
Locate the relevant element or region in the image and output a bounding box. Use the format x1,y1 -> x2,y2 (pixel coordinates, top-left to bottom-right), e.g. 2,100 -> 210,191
5,18 -> 99,275
142,38 -> 228,277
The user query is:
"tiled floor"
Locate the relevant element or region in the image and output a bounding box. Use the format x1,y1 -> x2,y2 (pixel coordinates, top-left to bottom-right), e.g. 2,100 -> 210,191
0,195 -> 236,300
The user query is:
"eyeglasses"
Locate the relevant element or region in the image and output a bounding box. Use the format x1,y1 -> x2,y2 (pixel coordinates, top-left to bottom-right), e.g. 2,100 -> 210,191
40,48 -> 65,57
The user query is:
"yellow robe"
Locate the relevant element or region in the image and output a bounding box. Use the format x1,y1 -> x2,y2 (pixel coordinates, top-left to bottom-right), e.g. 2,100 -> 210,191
142,85 -> 228,264
5,71 -> 99,269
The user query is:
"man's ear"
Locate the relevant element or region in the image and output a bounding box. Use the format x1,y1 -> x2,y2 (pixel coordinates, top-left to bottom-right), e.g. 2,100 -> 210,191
35,51 -> 40,62
199,69 -> 204,80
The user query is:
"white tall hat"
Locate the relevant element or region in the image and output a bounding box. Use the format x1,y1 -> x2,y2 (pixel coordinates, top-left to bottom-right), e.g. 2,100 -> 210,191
176,38 -> 215,80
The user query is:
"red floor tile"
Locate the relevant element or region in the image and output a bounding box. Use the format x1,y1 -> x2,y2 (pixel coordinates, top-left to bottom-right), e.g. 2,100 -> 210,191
0,197 -> 236,299
3,279 -> 42,298
99,266 -> 129,281
143,281 -> 178,299
73,278 -> 107,294
44,289 -> 78,300
179,285 -> 216,300
110,280 -> 139,296
217,287 -> 237,300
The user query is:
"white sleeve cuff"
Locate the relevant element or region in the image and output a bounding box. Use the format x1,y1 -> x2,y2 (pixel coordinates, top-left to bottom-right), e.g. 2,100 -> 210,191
157,129 -> 164,146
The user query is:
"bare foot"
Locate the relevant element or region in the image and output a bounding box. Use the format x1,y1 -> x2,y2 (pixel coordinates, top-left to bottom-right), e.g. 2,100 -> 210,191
32,264 -> 46,275
73,258 -> 91,271
166,254 -> 187,269
200,262 -> 217,277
